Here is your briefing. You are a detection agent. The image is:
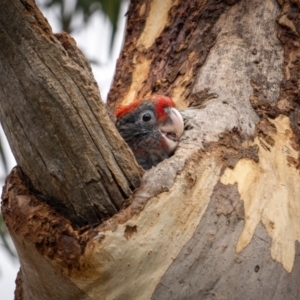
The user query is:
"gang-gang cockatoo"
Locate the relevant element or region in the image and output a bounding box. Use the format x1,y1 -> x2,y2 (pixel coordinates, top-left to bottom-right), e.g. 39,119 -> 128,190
116,95 -> 184,170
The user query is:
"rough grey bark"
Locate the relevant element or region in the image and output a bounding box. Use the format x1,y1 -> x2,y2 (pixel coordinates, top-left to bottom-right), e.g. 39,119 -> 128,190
0,0 -> 143,227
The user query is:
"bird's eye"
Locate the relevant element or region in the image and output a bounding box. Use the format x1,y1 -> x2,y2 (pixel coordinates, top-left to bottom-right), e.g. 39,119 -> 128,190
139,110 -> 155,124
142,113 -> 152,122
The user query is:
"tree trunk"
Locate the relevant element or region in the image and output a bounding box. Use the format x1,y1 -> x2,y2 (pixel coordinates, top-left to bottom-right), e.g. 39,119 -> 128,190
2,0 -> 300,299
0,0 -> 143,227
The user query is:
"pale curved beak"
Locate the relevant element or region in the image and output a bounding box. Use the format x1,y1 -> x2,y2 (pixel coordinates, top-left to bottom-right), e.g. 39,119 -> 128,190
159,108 -> 184,155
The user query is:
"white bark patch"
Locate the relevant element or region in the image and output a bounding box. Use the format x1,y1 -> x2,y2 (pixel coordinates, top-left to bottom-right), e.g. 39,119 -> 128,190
137,0 -> 174,49
122,57 -> 151,105
221,115 -> 300,272
123,0 -> 175,105
74,156 -> 221,299
193,0 -> 283,136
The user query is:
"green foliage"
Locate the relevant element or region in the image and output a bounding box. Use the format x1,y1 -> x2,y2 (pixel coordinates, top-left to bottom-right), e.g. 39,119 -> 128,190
43,0 -> 123,52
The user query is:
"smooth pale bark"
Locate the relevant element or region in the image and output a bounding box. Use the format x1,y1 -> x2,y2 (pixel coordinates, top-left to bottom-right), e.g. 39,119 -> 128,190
0,0 -> 143,227
2,0 -> 300,299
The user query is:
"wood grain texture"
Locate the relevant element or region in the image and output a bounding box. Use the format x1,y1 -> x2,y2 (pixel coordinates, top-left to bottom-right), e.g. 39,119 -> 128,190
0,0 -> 143,227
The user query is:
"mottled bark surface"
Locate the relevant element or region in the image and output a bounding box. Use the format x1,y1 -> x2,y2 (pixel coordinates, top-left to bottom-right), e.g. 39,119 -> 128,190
2,0 -> 300,299
108,0 -> 240,111
153,186 -> 300,300
0,0 -> 143,227
2,168 -> 91,300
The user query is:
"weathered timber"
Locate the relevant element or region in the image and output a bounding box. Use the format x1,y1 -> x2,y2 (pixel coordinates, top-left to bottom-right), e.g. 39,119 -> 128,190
0,0 -> 143,227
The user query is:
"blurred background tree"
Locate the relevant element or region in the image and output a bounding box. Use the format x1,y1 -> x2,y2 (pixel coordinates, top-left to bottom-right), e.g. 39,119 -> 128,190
44,0 -> 123,54
0,134 -> 16,259
0,0 -> 125,266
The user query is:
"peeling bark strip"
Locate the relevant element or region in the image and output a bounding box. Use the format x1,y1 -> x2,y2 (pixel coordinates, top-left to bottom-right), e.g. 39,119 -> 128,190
0,0 -> 143,227
107,0 -> 241,112
153,189 -> 300,300
222,116 -> 300,273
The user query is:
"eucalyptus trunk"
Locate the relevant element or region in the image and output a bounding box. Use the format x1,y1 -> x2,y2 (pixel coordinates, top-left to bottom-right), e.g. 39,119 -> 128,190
1,0 -> 300,299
